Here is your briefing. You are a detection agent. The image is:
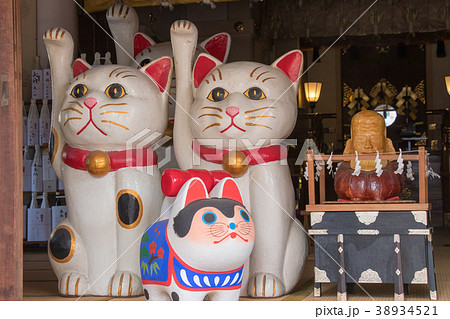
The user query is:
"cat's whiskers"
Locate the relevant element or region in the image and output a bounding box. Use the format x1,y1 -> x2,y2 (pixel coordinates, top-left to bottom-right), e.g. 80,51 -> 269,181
245,123 -> 273,130
244,106 -> 275,114
63,117 -> 82,126
202,123 -> 221,132
99,111 -> 129,115
61,107 -> 83,115
99,102 -> 128,109
198,113 -> 223,119
68,101 -> 84,109
101,120 -> 130,131
245,116 -> 275,120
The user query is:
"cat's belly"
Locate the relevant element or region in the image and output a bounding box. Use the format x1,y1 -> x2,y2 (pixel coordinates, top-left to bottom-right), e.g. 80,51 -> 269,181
62,165 -> 117,239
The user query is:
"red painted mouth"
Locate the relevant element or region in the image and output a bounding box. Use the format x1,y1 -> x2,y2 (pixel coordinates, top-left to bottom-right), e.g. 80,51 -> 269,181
76,100 -> 107,136
220,120 -> 246,133
213,232 -> 248,244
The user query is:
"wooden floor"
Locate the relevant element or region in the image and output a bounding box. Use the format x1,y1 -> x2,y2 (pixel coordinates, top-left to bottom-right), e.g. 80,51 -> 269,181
23,227 -> 450,301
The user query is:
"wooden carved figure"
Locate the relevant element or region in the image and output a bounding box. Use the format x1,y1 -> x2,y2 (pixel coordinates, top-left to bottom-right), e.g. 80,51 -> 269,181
140,177 -> 255,301
170,20 -> 308,298
335,110 -> 404,201
43,28 -> 173,296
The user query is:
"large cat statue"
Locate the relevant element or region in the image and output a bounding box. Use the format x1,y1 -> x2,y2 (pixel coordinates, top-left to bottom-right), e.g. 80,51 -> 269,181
106,3 -> 230,172
43,27 -> 173,296
106,2 -> 231,119
170,20 -> 308,298
140,176 -> 255,301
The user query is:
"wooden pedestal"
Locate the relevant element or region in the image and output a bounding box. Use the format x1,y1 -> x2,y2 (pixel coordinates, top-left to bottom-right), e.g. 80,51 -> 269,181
305,147 -> 437,301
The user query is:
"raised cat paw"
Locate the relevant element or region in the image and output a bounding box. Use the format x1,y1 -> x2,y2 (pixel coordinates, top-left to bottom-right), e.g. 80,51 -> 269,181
43,27 -> 71,44
106,3 -> 135,22
109,271 -> 143,297
248,273 -> 286,298
58,272 -> 89,296
171,20 -> 197,35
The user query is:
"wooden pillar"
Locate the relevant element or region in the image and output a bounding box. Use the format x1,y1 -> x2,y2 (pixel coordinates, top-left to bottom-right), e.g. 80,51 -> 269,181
0,0 -> 23,300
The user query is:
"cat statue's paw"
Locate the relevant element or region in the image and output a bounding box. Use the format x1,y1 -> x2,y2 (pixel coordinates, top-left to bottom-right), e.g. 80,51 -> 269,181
58,272 -> 89,296
248,273 -> 286,298
106,2 -> 136,23
43,27 -> 72,45
171,20 -> 197,36
109,271 -> 143,297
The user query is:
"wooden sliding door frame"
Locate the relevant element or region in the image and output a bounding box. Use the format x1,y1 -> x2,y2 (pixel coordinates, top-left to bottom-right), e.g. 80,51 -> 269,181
0,0 -> 23,301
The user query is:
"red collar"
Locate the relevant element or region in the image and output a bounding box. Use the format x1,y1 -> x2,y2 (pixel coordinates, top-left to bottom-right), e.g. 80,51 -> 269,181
62,144 -> 158,172
192,140 -> 287,165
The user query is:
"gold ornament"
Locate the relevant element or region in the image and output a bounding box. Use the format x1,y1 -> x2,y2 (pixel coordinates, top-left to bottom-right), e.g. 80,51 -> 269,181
85,150 -> 111,177
162,120 -> 174,147
222,150 -> 249,178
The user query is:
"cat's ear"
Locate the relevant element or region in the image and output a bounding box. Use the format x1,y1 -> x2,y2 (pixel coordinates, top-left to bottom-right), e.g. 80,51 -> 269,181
172,178 -> 209,213
133,32 -> 157,58
72,59 -> 92,78
141,56 -> 173,93
199,32 -> 231,63
209,177 -> 244,204
192,53 -> 222,89
271,50 -> 303,88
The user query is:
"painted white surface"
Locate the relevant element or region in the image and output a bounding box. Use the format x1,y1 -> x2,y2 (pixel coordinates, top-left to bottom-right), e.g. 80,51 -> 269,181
171,20 -> 308,298
44,28 -> 171,296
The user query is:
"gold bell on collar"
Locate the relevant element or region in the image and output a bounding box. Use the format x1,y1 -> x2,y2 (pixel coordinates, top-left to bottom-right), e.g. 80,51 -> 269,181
85,150 -> 111,177
222,150 -> 249,178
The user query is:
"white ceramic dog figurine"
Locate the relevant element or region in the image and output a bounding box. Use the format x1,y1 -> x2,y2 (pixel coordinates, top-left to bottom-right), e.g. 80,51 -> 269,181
44,27 -> 173,296
140,176 -> 255,301
170,20 -> 308,298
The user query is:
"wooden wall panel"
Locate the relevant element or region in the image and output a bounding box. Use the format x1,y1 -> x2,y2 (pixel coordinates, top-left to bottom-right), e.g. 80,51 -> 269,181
0,0 -> 23,300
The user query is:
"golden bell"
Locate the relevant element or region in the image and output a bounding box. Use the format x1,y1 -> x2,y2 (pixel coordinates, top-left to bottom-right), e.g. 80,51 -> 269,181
162,121 -> 174,147
222,150 -> 249,178
85,150 -> 111,177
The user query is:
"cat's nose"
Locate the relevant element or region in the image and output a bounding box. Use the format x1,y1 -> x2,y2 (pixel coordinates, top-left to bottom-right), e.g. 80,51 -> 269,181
226,106 -> 240,118
84,97 -> 97,109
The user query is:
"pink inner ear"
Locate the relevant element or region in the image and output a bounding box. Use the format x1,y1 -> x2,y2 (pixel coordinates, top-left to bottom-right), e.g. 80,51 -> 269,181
194,56 -> 218,88
221,179 -> 243,204
144,58 -> 172,93
134,33 -> 152,58
184,179 -> 208,207
275,51 -> 302,83
73,60 -> 90,78
203,34 -> 229,62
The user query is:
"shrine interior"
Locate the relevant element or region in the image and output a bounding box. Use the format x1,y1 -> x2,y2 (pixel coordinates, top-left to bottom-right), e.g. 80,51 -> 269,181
1,0 -> 450,302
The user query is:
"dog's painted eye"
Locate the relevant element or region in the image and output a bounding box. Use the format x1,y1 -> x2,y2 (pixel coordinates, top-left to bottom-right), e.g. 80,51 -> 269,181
240,209 -> 250,222
207,87 -> 229,102
244,87 -> 266,100
105,83 -> 127,99
70,84 -> 88,98
202,212 -> 217,225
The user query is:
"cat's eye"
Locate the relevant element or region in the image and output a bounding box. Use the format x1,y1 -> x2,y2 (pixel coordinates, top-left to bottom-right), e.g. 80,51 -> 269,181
70,84 -> 88,98
240,209 -> 250,222
207,87 -> 229,102
202,212 -> 217,225
139,59 -> 151,68
244,87 -> 266,100
105,83 -> 127,99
